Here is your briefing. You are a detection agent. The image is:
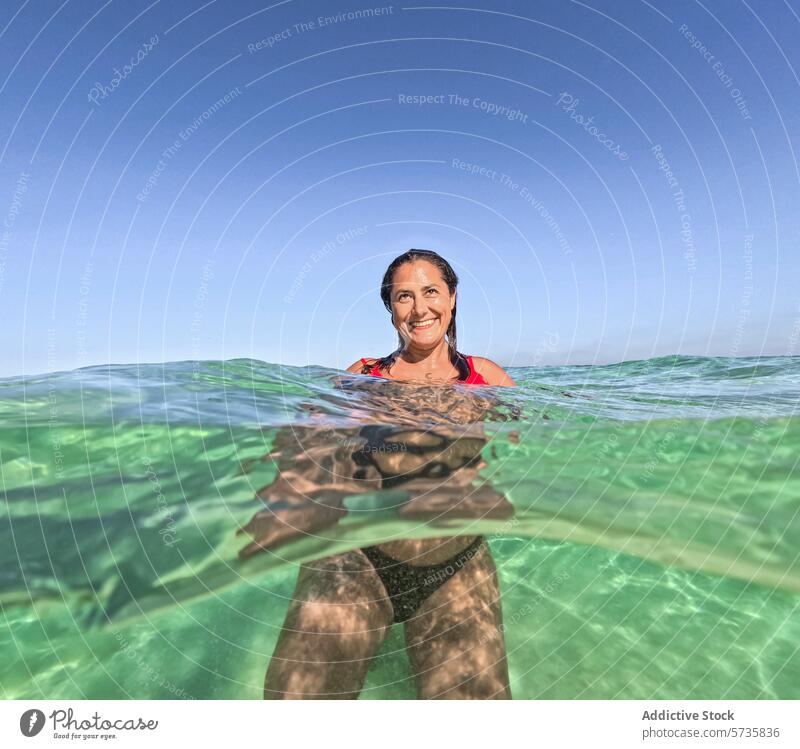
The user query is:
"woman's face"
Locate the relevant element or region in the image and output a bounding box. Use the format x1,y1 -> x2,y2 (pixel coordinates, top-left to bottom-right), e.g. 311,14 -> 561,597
389,260 -> 455,350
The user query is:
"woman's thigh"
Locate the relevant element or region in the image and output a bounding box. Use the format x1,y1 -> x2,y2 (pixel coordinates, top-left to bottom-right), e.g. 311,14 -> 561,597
403,543 -> 511,699
265,548 -> 394,699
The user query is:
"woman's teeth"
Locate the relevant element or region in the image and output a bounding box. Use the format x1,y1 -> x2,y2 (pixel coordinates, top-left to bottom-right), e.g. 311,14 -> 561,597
410,319 -> 437,329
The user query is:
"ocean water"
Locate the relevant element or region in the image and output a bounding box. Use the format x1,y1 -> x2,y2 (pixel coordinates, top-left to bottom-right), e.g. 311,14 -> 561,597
1,355 -> 798,699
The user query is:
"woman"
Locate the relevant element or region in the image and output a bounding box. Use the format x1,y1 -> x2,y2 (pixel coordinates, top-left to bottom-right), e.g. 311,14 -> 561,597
264,249 -> 517,699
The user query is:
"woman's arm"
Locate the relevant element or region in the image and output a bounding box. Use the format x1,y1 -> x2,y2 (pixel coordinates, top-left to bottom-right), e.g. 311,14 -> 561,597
471,357 -> 516,387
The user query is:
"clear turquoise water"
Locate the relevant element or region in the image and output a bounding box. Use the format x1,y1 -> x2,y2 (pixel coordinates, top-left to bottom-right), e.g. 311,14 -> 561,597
1,356 -> 798,699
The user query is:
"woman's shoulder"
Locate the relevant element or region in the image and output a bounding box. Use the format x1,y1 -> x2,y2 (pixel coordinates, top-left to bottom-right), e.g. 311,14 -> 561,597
468,355 -> 516,386
345,357 -> 378,373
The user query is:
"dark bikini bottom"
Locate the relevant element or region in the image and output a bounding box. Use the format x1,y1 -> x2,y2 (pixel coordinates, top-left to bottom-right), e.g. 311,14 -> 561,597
360,536 -> 485,623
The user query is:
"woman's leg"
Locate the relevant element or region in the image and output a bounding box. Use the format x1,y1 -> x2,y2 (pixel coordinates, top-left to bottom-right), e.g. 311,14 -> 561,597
265,548 -> 394,699
403,543 -> 511,699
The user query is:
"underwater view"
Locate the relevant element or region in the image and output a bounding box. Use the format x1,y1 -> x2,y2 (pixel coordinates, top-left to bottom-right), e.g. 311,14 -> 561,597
1,355 -> 799,699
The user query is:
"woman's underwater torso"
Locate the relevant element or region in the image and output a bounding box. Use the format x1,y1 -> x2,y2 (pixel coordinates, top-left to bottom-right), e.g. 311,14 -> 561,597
360,354 -> 488,565
371,536 -> 480,566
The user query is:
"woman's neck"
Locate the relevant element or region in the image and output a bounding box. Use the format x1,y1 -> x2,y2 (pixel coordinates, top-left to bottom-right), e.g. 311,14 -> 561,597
398,340 -> 453,366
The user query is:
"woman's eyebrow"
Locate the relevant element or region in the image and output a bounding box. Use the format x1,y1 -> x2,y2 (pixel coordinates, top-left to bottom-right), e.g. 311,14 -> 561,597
395,283 -> 440,293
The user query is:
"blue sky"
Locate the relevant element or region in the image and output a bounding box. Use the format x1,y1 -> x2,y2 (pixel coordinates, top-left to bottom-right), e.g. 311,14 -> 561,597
1,0 -> 799,376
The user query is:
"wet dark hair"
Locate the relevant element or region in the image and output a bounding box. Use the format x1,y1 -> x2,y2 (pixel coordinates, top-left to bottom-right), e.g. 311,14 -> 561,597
362,249 -> 471,380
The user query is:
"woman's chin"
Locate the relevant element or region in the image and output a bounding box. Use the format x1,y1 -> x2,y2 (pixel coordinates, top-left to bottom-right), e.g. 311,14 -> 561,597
409,333 -> 444,348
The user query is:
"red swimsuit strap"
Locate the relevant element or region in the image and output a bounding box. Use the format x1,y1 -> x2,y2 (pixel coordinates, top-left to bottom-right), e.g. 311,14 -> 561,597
463,355 -> 489,385
360,357 -> 384,377
360,356 -> 488,385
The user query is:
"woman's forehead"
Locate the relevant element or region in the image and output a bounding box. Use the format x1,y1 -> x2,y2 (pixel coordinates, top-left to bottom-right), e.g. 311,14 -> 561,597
392,260 -> 445,285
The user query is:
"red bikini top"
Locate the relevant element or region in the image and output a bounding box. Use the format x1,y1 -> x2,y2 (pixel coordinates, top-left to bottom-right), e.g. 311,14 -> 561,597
360,355 -> 489,385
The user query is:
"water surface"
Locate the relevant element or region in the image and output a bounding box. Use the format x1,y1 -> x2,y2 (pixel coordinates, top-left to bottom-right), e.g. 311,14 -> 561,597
1,355 -> 798,698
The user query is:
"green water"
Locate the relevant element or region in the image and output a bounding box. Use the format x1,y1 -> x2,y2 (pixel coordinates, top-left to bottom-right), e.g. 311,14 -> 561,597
1,356 -> 798,698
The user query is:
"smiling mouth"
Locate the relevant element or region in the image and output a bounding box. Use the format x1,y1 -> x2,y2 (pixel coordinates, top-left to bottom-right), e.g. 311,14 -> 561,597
409,318 -> 438,330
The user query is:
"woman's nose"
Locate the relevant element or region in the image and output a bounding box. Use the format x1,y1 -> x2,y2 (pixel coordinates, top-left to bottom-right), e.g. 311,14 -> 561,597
412,294 -> 429,315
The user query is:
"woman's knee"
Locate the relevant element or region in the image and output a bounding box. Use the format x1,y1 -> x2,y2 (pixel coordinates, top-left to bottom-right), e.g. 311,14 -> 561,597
420,670 -> 512,700
265,588 -> 390,699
